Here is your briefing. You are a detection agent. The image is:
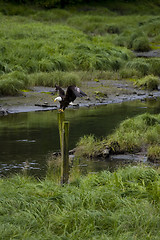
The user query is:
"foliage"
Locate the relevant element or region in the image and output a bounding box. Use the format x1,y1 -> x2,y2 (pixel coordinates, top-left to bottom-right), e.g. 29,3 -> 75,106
126,59 -> 150,76
132,36 -> 151,52
142,18 -> 160,38
0,12 -> 133,95
0,71 -> 28,95
107,113 -> 160,157
148,58 -> 160,76
134,74 -> 159,90
148,145 -> 160,162
28,71 -> 81,87
119,67 -> 141,79
76,113 -> 160,161
0,166 -> 160,239
75,134 -> 104,158
0,2 -> 160,95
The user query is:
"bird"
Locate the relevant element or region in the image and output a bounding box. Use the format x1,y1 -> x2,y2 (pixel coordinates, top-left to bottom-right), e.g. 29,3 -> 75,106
54,85 -> 87,112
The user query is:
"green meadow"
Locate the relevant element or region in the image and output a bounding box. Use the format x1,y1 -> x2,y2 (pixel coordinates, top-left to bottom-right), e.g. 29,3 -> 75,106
0,1 -> 160,95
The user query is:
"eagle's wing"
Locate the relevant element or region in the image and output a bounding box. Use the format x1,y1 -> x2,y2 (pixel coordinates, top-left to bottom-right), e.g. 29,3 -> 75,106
65,86 -> 87,102
55,85 -> 65,98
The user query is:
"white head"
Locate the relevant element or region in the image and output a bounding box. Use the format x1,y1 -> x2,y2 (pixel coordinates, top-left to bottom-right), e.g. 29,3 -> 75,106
54,96 -> 62,102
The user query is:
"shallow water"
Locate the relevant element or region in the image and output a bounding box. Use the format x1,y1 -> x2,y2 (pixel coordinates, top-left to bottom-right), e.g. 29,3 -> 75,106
0,98 -> 160,177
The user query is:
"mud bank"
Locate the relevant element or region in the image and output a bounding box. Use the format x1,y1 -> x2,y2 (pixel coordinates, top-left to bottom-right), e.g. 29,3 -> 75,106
0,79 -> 160,115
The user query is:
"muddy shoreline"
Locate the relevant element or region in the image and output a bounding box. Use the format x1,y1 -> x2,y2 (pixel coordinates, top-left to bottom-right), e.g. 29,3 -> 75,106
1,79 -> 160,115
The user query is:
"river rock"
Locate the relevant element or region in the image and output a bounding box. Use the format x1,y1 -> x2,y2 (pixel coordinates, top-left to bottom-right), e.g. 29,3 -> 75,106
98,147 -> 110,158
0,109 -> 8,116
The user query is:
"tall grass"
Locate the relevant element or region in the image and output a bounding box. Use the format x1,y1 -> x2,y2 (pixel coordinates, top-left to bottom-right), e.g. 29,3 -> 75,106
0,12 -> 134,95
0,165 -> 160,239
28,71 -> 81,87
134,75 -> 159,90
0,2 -> 160,95
75,134 -> 105,158
125,59 -> 150,76
107,113 -> 160,154
76,113 -> 160,162
0,71 -> 29,96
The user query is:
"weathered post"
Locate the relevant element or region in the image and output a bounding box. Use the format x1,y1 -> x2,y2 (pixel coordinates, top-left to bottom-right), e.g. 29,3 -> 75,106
58,112 -> 70,184
58,112 -> 65,151
61,121 -> 69,184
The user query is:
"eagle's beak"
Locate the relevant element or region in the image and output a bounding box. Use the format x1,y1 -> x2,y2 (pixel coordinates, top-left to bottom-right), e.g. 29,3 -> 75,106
54,99 -> 57,102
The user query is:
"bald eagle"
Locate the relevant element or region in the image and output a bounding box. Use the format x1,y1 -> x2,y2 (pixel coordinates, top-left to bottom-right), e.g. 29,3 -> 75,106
54,85 -> 87,112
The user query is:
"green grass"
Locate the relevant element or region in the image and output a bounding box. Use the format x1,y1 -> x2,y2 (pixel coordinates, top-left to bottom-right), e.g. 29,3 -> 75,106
107,113 -> 160,157
0,71 -> 29,95
75,134 -> 105,158
75,113 -> 160,162
134,75 -> 159,90
0,12 -> 132,95
148,145 -> 160,162
0,2 -> 160,95
28,71 -> 81,87
0,165 -> 160,239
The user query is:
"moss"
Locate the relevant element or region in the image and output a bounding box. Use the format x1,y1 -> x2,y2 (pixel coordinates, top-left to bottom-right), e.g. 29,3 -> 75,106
94,91 -> 108,98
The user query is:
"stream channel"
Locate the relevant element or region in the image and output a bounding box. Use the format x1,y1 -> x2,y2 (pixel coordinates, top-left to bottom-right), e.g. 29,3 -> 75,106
1,98 -> 160,178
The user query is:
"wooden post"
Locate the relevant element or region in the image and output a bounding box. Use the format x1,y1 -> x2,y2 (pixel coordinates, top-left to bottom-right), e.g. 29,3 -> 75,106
58,112 -> 65,152
61,121 -> 69,184
58,112 -> 70,184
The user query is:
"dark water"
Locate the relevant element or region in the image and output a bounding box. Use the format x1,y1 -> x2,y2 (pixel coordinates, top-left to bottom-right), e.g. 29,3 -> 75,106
0,98 -> 160,177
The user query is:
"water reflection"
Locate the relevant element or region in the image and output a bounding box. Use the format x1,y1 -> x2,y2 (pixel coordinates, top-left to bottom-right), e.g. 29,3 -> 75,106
0,98 -> 160,177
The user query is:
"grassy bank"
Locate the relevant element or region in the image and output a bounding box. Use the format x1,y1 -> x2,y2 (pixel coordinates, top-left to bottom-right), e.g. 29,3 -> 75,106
0,2 -> 160,95
75,113 -> 160,162
0,165 -> 160,239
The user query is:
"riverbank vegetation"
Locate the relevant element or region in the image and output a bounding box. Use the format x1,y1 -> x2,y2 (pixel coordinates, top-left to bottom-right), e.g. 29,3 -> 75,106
0,1 -> 160,95
0,165 -> 160,239
75,113 -> 160,162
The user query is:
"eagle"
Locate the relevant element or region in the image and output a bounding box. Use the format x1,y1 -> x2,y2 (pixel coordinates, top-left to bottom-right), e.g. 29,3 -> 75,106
54,85 -> 87,112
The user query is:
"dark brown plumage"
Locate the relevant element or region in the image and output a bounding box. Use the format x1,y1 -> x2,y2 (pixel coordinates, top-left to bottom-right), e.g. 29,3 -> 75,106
54,85 -> 87,111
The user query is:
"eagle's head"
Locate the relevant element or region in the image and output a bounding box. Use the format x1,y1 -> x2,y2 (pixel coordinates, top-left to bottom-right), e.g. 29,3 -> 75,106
54,96 -> 62,102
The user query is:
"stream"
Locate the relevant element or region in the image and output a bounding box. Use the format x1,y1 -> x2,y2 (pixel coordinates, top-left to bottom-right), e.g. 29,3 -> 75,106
0,98 -> 160,178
